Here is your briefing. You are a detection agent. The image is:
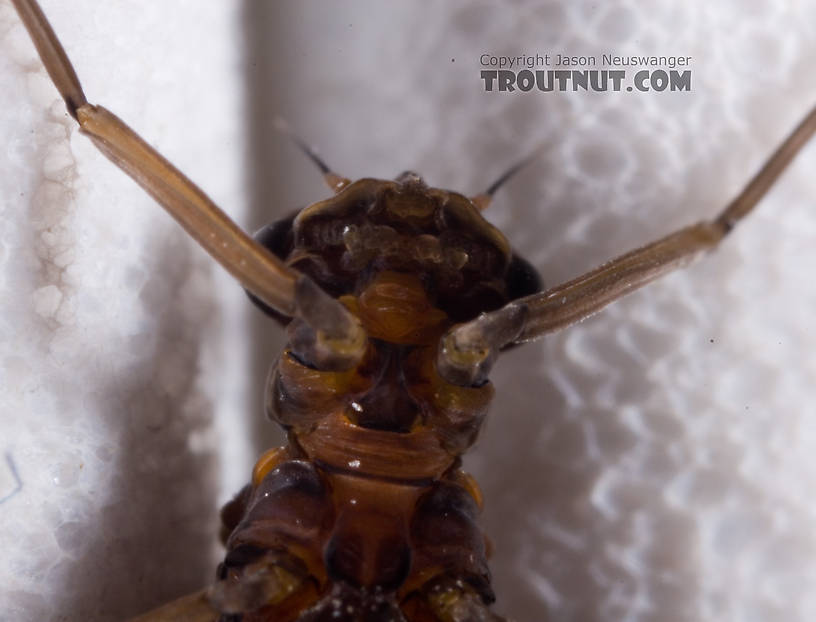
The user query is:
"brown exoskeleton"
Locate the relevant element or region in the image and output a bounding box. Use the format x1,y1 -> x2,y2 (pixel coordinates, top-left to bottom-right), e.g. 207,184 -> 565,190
4,1 -> 816,622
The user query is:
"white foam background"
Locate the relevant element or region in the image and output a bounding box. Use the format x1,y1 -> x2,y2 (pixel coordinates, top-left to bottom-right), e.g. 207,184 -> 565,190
1,2 -> 815,621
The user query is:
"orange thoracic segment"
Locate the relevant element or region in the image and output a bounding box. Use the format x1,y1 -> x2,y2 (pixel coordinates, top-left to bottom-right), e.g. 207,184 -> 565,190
345,271 -> 448,345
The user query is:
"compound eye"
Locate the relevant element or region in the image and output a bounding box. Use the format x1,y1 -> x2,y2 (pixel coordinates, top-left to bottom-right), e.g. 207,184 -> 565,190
245,211 -> 298,321
505,253 -> 543,301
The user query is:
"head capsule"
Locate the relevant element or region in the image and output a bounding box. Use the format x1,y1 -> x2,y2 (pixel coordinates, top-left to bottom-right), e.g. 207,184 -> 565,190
249,173 -> 541,325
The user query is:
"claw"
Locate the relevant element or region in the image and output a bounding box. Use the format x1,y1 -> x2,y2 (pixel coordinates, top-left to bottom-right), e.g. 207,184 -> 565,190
424,577 -> 510,622
290,276 -> 368,371
436,304 -> 527,386
210,549 -> 306,615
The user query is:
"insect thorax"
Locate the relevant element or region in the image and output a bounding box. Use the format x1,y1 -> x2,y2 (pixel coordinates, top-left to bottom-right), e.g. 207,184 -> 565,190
253,174 -> 541,465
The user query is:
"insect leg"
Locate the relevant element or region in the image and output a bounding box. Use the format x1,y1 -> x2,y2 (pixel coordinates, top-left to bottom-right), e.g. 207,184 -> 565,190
438,104 -> 816,386
424,579 -> 512,622
124,587 -> 219,622
211,461 -> 334,618
11,0 -> 366,370
404,482 -> 513,622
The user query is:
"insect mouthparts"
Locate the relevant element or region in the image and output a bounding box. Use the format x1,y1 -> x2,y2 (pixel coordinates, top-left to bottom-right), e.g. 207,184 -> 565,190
395,170 -> 426,186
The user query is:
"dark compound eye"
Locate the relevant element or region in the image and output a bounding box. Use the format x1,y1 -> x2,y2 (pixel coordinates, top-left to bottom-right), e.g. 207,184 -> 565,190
245,211 -> 298,322
254,212 -> 298,259
505,253 -> 543,301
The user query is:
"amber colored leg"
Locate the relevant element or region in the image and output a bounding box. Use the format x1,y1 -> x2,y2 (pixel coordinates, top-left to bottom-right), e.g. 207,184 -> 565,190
10,0 -> 365,370
124,588 -> 219,622
424,579 -> 511,622
401,575 -> 514,622
438,104 -> 816,386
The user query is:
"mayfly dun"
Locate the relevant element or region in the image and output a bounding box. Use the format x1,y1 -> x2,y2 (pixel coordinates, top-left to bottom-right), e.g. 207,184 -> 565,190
6,1 -> 816,617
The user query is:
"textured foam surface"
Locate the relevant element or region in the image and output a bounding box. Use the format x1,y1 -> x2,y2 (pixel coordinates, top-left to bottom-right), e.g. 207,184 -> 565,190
1,2 -> 816,621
